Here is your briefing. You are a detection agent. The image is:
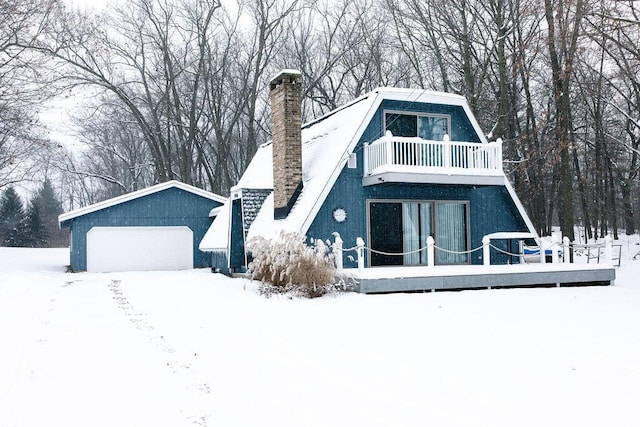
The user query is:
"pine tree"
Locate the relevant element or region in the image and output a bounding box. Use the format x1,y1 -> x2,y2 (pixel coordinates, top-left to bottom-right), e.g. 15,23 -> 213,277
24,200 -> 48,248
33,179 -> 66,247
0,187 -> 27,247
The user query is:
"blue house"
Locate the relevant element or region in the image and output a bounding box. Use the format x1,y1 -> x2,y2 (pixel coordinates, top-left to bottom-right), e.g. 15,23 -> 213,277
59,180 -> 226,272
200,70 -> 538,274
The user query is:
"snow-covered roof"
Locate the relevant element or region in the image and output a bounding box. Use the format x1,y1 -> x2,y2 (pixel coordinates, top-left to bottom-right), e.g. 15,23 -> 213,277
231,143 -> 274,192
246,91 -> 375,240
201,86 -> 528,250
59,180 -> 227,227
248,87 -> 493,240
199,199 -> 231,251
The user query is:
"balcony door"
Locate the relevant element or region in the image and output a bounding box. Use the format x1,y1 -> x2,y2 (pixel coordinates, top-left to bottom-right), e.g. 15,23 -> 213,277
369,200 -> 469,267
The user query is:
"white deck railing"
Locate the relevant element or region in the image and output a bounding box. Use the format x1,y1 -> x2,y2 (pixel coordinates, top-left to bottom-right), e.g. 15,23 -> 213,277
364,132 -> 503,176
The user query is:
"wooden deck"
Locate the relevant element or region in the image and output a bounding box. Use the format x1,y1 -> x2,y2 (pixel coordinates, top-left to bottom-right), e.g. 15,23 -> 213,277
346,263 -> 615,294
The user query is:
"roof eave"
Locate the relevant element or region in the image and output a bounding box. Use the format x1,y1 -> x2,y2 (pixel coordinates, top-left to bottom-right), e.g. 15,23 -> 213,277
58,180 -> 227,226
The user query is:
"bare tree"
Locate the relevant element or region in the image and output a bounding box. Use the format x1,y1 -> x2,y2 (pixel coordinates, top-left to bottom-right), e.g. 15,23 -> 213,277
543,0 -> 588,241
24,0 -> 223,187
0,0 -> 57,188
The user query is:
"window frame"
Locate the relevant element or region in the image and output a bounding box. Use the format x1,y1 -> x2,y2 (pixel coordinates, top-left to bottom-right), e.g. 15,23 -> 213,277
366,198 -> 471,267
383,109 -> 452,141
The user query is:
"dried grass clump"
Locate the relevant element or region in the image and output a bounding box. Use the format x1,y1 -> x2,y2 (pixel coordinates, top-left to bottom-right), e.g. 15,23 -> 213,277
246,232 -> 339,298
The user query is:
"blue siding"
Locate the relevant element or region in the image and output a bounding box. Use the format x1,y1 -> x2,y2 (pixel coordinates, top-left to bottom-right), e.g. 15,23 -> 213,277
211,251 -> 229,273
66,187 -> 221,271
308,179 -> 528,267
229,198 -> 245,269
306,102 -> 527,267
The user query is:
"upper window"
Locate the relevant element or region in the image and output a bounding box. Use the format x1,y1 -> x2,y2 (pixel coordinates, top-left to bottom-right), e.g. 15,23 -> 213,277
385,111 -> 451,141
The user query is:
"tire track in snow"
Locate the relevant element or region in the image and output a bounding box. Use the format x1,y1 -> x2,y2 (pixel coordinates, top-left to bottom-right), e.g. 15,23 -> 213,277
107,279 -> 211,426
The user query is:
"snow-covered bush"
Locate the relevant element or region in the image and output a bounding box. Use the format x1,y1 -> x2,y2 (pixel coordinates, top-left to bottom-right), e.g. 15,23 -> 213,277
246,231 -> 340,298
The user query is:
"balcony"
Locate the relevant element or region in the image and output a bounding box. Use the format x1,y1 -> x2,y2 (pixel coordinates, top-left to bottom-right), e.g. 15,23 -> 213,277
363,132 -> 505,186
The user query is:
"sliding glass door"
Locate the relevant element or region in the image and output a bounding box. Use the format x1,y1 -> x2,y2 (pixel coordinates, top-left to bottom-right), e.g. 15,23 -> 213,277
369,200 -> 468,266
436,202 -> 468,264
402,202 -> 432,265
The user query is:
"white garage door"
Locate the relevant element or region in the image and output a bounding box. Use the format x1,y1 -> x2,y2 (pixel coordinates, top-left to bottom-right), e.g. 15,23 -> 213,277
86,226 -> 193,272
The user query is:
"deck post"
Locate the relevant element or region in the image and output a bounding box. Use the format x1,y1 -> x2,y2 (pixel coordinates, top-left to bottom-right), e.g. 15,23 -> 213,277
356,237 -> 365,272
563,237 -> 571,264
385,131 -> 393,166
332,232 -> 343,271
495,138 -> 503,171
443,134 -> 450,169
363,143 -> 369,175
540,239 -> 547,264
604,235 -> 613,265
427,236 -> 435,267
482,236 -> 491,266
551,236 -> 559,264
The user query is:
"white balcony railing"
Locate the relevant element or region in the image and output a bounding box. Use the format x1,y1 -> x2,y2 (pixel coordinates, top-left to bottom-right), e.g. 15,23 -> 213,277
364,132 -> 503,177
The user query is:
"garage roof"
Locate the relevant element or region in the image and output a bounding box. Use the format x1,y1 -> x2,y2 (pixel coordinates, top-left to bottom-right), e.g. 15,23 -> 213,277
59,180 -> 227,228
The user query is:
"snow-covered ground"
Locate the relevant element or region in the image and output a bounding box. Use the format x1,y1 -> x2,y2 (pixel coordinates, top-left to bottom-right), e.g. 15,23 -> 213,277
1,239 -> 640,427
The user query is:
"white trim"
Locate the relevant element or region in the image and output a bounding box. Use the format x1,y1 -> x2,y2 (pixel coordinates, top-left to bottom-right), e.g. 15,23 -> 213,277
226,200 -> 233,269
362,172 -> 505,187
209,206 -> 223,218
59,180 -> 227,226
484,231 -> 537,240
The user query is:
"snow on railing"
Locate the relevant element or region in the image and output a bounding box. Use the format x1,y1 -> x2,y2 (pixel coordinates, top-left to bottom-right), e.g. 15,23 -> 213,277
363,131 -> 503,176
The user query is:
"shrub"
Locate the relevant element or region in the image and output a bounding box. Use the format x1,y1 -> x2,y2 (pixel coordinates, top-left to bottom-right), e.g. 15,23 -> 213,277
246,231 -> 340,298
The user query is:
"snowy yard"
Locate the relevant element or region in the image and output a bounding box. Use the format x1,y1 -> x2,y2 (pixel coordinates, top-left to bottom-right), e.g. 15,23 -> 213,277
1,242 -> 640,427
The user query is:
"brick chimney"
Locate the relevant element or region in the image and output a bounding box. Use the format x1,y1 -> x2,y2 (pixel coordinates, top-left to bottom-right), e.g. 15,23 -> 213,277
270,69 -> 303,220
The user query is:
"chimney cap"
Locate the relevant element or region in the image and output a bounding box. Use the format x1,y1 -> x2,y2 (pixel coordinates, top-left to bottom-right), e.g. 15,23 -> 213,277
270,69 -> 302,89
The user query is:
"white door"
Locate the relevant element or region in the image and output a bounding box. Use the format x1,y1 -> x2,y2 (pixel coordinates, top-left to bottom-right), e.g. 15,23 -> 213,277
86,226 -> 193,272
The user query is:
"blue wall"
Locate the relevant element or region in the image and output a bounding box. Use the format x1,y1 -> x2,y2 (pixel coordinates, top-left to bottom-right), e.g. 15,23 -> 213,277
361,99 -> 481,144
305,100 -> 528,267
211,251 -> 229,273
64,187 -> 221,271
229,198 -> 246,270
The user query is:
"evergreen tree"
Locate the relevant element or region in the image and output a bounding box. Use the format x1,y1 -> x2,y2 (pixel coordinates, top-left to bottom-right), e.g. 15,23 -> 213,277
0,187 -> 27,247
33,179 -> 67,247
24,200 -> 48,248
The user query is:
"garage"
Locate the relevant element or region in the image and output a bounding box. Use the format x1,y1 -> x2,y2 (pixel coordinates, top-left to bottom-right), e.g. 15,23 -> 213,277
86,226 -> 193,272
59,181 -> 226,272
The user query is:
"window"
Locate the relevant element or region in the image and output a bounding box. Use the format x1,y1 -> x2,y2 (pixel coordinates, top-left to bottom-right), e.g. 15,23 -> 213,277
385,111 -> 450,141
368,200 -> 469,266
